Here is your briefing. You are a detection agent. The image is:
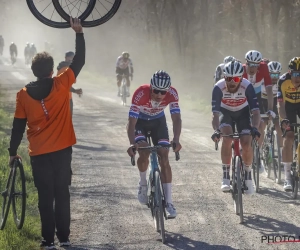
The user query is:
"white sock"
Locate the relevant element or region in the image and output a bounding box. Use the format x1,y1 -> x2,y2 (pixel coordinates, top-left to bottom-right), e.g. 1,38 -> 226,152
283,162 -> 292,180
163,183 -> 172,204
139,170 -> 147,185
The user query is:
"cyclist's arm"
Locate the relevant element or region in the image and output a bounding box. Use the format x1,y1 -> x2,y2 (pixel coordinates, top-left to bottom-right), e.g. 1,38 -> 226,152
252,109 -> 260,128
127,117 -> 138,145
245,82 -> 261,128
263,64 -> 273,110
129,59 -> 133,74
69,33 -> 85,78
211,85 -> 222,130
277,76 -> 286,119
171,113 -> 181,143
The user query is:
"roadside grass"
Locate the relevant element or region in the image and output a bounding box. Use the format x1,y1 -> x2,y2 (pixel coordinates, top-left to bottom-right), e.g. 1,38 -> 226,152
0,91 -> 40,249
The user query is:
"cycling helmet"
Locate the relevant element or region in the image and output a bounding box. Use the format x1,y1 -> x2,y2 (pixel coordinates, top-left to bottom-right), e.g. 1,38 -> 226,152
245,50 -> 262,63
223,61 -> 244,77
150,70 -> 171,91
268,61 -> 282,73
65,51 -> 75,57
122,51 -> 129,58
224,56 -> 235,64
288,57 -> 300,71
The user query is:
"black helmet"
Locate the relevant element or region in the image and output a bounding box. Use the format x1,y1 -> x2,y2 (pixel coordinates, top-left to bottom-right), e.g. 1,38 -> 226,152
65,51 -> 75,57
288,57 -> 300,71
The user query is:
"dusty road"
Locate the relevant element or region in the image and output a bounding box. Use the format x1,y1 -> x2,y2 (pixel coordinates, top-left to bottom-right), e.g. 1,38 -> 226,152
1,57 -> 300,250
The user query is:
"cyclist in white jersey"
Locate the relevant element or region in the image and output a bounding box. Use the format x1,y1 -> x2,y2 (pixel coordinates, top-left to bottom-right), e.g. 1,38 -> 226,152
116,51 -> 134,97
214,56 -> 235,83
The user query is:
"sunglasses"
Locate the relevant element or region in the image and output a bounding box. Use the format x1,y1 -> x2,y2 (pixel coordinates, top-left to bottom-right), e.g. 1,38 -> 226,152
225,76 -> 241,83
152,89 -> 167,95
247,63 -> 260,67
291,71 -> 300,78
270,73 -> 280,78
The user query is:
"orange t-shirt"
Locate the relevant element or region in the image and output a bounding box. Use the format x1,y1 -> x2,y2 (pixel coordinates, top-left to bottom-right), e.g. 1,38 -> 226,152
14,68 -> 76,156
57,66 -> 76,99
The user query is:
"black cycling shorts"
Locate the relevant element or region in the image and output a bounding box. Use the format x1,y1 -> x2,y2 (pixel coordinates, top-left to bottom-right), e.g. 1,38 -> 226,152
135,115 -> 169,146
116,67 -> 129,80
219,106 -> 252,133
256,93 -> 265,114
261,98 -> 278,115
285,102 -> 300,132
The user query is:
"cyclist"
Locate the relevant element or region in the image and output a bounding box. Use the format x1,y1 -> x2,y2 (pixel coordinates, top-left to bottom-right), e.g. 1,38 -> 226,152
30,43 -> 37,58
214,55 -> 235,83
0,35 -> 4,55
242,50 -> 275,163
211,60 -> 261,195
9,42 -> 18,64
277,57 -> 300,191
116,51 -> 133,97
126,70 -> 182,219
261,61 -> 283,155
57,51 -> 83,116
24,42 -> 31,65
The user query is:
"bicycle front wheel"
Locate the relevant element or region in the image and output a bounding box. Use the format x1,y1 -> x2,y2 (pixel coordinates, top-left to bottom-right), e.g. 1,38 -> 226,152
252,142 -> 260,193
121,79 -> 127,106
274,130 -> 282,184
0,168 -> 14,230
235,156 -> 243,224
154,171 -> 165,243
11,161 -> 26,229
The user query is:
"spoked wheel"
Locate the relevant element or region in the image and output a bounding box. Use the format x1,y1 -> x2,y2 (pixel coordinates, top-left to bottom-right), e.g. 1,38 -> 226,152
252,142 -> 260,193
26,0 -> 95,28
261,135 -> 270,178
11,160 -> 26,229
121,78 -> 127,106
154,171 -> 165,243
0,167 -> 14,230
273,131 -> 282,184
234,156 -> 243,223
54,0 -> 122,27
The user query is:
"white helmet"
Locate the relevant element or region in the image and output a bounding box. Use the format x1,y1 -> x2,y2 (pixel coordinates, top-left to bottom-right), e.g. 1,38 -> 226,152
245,50 -> 262,63
268,61 -> 282,73
223,61 -> 244,77
150,70 -> 171,91
224,56 -> 235,64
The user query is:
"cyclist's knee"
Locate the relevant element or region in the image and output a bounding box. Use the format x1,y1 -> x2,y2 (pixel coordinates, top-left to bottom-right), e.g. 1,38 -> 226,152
284,133 -> 294,147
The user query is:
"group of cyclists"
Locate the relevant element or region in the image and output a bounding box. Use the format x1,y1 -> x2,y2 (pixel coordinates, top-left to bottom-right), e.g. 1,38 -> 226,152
211,50 -> 300,194
8,41 -> 37,65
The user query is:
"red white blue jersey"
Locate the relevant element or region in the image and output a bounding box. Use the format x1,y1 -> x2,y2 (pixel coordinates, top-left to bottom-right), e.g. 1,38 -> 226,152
242,62 -> 272,94
212,78 -> 259,113
129,84 -> 180,120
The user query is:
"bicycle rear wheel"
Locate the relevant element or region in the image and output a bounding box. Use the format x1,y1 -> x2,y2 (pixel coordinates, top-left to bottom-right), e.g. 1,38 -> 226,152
54,0 -> 122,27
274,130 -> 282,183
235,156 -> 243,223
11,160 -> 26,229
0,168 -> 15,230
154,171 -> 165,243
252,142 -> 260,193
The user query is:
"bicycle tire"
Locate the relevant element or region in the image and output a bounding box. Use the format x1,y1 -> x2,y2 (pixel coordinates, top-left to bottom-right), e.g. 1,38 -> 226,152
53,0 -> 122,27
235,156 -> 243,223
155,171 -> 165,243
252,142 -> 260,193
52,0 -> 96,22
274,130 -> 282,184
291,145 -> 300,199
11,160 -> 26,229
270,131 -> 278,182
0,167 -> 15,230
26,0 -> 70,28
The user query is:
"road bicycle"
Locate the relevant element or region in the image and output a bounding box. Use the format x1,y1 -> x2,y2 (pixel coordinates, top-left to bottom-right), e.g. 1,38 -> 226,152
26,0 -> 122,28
131,132 -> 180,243
0,159 -> 26,230
260,114 -> 282,183
215,132 -> 256,224
119,74 -> 128,106
282,123 -> 300,199
11,54 -> 17,65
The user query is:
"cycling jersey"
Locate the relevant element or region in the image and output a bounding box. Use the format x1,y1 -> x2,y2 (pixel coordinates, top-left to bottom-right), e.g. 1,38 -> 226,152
277,72 -> 300,103
129,84 -> 180,120
212,78 -> 259,113
242,62 -> 272,94
116,56 -> 133,70
214,63 -> 225,83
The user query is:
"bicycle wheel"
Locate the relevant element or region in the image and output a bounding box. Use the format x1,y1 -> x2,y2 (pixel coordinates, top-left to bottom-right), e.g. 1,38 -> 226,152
291,145 -> 300,199
261,134 -> 271,178
231,156 -> 239,215
0,168 -> 15,230
235,156 -> 243,223
274,130 -> 282,183
252,142 -> 260,193
121,78 -> 127,106
154,171 -> 165,243
54,0 -> 122,27
270,131 -> 278,182
11,160 -> 26,229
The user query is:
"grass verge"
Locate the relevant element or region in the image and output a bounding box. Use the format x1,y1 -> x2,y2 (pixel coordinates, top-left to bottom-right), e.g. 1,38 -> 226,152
0,91 -> 40,250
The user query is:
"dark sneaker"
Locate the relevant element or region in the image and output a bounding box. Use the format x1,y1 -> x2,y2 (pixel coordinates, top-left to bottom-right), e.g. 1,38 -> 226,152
59,240 -> 71,247
40,240 -> 57,250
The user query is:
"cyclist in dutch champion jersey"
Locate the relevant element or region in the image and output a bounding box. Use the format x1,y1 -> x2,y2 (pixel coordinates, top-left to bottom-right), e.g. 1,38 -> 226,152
126,70 -> 182,219
242,50 -> 275,162
211,61 -> 261,195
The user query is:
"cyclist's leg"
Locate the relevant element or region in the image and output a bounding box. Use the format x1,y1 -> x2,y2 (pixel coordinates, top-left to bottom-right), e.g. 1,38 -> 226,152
134,119 -> 151,204
125,67 -> 130,96
282,102 -> 296,191
154,116 -> 176,218
236,108 -> 254,194
219,109 -> 234,191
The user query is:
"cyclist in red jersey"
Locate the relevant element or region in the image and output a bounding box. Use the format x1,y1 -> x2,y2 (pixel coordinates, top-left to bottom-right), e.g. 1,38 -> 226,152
242,50 -> 275,171
126,70 -> 182,219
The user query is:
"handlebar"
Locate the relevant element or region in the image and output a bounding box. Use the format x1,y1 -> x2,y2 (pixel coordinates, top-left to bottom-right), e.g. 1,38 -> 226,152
282,123 -> 300,137
214,132 -> 255,151
131,143 -> 180,166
